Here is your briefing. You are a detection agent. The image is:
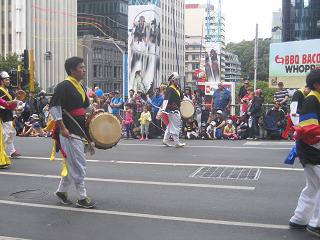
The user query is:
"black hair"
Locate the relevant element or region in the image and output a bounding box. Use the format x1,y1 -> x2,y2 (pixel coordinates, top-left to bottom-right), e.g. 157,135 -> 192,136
306,69 -> 320,90
65,57 -> 84,75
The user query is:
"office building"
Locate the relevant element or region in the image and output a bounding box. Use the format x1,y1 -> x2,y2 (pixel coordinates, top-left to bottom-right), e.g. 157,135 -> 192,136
0,0 -> 13,56
78,0 -> 128,42
78,35 -> 125,93
271,9 -> 282,43
224,51 -> 241,82
282,0 -> 320,41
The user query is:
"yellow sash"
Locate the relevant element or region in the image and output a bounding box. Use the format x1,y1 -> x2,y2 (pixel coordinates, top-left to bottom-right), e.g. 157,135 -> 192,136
0,87 -> 13,101
66,76 -> 86,103
169,84 -> 181,97
308,90 -> 320,102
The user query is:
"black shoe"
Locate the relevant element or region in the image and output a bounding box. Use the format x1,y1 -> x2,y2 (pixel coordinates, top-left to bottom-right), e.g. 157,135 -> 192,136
307,225 -> 320,237
55,192 -> 73,205
0,164 -> 9,169
76,197 -> 96,209
289,221 -> 307,229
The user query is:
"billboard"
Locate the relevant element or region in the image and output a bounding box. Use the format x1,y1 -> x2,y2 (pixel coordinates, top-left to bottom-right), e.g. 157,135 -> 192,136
128,5 -> 161,94
200,42 -> 221,82
269,39 -> 320,88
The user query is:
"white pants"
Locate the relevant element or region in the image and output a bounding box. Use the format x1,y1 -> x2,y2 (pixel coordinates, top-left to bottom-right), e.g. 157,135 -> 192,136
57,135 -> 87,199
2,121 -> 16,155
163,111 -> 182,145
290,164 -> 320,227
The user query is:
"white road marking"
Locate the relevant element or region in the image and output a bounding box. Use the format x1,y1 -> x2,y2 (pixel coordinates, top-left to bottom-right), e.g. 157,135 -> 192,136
0,237 -> 30,240
0,200 -> 289,230
0,172 -> 255,190
117,143 -> 292,150
244,141 -> 295,146
21,156 -> 304,172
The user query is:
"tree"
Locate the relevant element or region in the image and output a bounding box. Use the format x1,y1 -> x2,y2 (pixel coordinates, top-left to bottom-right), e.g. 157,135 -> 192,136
226,38 -> 271,81
0,54 -> 20,72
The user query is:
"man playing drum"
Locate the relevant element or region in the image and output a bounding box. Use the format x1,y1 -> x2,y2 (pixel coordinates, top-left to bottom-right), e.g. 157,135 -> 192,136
161,72 -> 185,147
50,57 -> 95,209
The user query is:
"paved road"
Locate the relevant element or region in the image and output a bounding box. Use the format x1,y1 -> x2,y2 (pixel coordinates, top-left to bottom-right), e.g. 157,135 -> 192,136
0,137 -> 316,240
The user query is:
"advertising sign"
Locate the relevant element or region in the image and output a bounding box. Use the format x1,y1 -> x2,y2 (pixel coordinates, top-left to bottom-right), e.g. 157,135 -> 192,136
269,39 -> 320,88
128,4 -> 161,94
200,42 -> 221,82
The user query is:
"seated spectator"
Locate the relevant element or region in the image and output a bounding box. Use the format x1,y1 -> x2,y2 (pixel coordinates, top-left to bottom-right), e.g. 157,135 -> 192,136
223,119 -> 238,140
264,101 -> 286,140
21,114 -> 47,137
236,116 -> 249,140
212,109 -> 226,139
206,121 -> 217,139
184,118 -> 199,139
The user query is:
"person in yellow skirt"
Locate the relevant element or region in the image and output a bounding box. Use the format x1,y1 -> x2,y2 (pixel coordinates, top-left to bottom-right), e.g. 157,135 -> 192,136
0,97 -> 18,168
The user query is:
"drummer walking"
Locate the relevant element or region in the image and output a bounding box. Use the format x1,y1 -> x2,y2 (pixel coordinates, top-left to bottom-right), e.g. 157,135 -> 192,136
50,57 -> 95,208
161,72 -> 185,147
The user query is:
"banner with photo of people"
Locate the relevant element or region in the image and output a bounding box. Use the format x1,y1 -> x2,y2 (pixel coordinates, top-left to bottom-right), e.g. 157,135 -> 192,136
200,42 -> 221,83
128,4 -> 161,95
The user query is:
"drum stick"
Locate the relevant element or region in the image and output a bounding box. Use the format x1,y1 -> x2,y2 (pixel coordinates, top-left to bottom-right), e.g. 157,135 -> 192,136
69,135 -> 88,144
149,102 -> 169,115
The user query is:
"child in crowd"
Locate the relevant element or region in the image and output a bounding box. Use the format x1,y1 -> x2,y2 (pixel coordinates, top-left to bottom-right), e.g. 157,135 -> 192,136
184,118 -> 199,139
139,105 -> 152,140
223,119 -> 238,140
122,103 -> 134,139
206,121 -> 217,139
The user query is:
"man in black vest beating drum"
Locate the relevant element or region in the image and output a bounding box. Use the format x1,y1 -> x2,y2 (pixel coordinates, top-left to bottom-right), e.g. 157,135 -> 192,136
161,72 -> 186,147
50,57 -> 95,209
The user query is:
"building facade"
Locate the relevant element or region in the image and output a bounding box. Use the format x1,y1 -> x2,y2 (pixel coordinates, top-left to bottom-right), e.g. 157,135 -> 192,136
185,37 -> 205,88
78,0 -> 128,42
282,0 -> 320,42
224,51 -> 241,82
0,0 -> 13,56
271,9 -> 282,43
78,35 -> 125,93
11,0 -> 77,92
160,0 -> 185,86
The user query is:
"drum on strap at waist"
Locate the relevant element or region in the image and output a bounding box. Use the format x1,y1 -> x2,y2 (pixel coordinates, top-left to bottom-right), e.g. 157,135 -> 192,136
180,100 -> 195,119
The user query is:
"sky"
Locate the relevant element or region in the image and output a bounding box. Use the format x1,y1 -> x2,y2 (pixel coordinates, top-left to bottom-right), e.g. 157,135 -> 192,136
185,0 -> 282,43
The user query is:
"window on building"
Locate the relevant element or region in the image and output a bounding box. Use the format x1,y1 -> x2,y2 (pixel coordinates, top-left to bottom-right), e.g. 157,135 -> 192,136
93,65 -> 98,78
114,66 -> 117,78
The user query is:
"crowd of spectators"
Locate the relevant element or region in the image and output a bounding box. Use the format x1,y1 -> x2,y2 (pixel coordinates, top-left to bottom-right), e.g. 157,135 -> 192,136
13,80 -> 293,141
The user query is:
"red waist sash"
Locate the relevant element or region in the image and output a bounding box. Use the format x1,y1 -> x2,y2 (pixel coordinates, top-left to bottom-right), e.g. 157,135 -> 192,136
69,108 -> 86,117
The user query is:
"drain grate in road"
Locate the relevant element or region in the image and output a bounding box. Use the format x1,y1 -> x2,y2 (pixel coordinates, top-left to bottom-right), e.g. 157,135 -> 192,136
190,167 -> 261,181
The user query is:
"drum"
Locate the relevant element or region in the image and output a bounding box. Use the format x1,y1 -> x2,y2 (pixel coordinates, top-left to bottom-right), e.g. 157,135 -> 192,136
180,100 -> 195,119
86,112 -> 122,149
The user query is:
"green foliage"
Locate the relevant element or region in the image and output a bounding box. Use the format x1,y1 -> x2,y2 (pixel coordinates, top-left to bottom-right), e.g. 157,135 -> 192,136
235,80 -> 276,105
0,54 -> 20,72
226,39 -> 271,81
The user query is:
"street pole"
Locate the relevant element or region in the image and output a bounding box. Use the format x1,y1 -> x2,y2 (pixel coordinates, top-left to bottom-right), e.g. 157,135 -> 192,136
254,24 -> 258,91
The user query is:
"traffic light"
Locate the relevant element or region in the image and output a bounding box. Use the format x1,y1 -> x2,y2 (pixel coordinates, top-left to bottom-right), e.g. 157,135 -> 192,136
9,70 -> 18,87
21,49 -> 29,70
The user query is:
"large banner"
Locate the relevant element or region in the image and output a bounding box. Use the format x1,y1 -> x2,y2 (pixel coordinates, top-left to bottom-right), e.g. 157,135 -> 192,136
128,5 -> 161,94
200,42 -> 221,82
269,39 -> 320,88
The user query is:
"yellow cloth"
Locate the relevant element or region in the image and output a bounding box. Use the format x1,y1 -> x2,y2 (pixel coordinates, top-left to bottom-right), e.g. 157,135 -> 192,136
139,111 -> 152,125
49,121 -> 68,177
0,87 -> 13,101
169,85 -> 181,97
0,120 -> 11,167
66,76 -> 86,103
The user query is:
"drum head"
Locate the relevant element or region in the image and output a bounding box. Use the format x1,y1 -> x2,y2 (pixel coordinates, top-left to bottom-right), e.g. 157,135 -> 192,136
180,100 -> 195,119
88,113 -> 121,149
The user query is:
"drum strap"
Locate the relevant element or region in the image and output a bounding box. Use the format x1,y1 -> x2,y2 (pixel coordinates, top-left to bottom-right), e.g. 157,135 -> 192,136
62,109 -> 95,155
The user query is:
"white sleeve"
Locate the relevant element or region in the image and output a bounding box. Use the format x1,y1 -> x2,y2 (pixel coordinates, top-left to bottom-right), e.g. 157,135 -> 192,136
161,100 -> 168,111
50,106 -> 62,121
290,101 -> 298,114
